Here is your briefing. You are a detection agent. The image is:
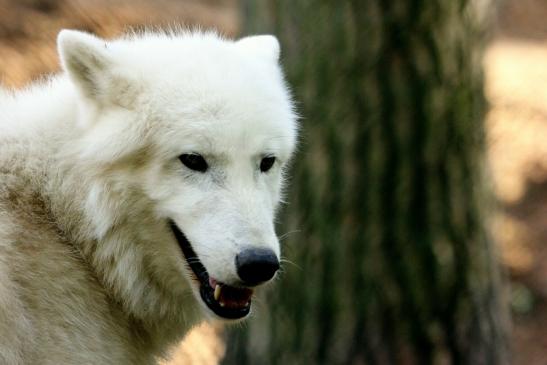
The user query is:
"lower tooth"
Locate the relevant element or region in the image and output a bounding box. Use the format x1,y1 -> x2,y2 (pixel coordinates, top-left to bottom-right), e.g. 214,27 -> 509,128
219,301 -> 225,307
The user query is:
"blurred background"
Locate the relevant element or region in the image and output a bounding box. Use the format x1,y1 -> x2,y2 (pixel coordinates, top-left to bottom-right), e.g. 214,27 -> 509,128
1,0 -> 547,364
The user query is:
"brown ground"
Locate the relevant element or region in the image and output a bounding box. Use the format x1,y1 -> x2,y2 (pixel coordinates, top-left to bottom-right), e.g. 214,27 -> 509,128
1,0 -> 547,363
487,1 -> 547,363
0,0 -> 239,87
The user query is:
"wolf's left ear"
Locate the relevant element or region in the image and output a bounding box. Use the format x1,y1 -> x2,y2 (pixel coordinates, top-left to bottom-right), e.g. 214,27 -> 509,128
236,35 -> 280,62
57,29 -> 116,103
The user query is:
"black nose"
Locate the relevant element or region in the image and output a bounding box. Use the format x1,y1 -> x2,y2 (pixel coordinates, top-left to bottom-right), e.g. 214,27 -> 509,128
236,248 -> 280,286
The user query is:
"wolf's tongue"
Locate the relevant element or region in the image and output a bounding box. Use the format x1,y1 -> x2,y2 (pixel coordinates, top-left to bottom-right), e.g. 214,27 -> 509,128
209,277 -> 253,309
218,286 -> 253,308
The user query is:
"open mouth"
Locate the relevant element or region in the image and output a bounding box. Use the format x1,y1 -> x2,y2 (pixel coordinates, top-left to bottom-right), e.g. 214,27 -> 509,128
169,220 -> 253,319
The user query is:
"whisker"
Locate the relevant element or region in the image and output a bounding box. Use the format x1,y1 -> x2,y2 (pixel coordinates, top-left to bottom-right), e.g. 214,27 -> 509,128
279,257 -> 303,271
277,229 -> 301,241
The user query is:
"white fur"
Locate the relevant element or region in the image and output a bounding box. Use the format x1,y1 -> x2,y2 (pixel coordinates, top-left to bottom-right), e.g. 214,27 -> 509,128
0,29 -> 297,364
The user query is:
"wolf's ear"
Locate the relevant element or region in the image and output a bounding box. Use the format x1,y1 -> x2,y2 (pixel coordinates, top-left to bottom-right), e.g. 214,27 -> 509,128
57,29 -> 115,102
236,35 -> 280,62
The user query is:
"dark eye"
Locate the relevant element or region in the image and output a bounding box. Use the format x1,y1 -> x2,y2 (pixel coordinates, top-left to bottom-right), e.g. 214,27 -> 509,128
179,153 -> 208,172
260,156 -> 276,173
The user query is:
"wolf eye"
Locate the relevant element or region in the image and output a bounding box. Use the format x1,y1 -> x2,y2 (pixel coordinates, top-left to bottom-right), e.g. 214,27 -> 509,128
260,156 -> 276,173
179,153 -> 208,172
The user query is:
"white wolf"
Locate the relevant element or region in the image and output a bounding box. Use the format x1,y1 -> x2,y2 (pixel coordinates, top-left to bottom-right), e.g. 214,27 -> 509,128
0,29 -> 297,364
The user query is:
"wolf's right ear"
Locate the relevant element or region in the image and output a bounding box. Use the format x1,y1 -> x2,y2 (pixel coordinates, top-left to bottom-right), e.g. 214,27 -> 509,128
236,35 -> 280,62
57,29 -> 114,102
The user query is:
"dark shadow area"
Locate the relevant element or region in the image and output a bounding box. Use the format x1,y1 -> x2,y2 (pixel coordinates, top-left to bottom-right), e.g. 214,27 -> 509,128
503,173 -> 547,365
504,173 -> 547,298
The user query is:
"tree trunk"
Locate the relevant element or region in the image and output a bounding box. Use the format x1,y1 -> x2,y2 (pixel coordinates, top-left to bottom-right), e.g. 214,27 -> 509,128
224,1 -> 509,364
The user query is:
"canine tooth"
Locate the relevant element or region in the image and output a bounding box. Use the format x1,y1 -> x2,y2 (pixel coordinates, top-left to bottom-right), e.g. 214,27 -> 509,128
214,285 -> 221,301
219,301 -> 225,307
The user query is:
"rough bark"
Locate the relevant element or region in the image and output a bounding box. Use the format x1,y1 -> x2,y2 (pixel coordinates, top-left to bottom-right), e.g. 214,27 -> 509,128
224,1 -> 509,364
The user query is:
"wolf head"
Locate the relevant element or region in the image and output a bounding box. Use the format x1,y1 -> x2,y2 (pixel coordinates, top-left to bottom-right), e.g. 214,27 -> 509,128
56,29 -> 297,323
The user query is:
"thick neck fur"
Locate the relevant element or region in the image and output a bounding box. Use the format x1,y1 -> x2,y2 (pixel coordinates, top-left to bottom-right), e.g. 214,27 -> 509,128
1,77 -> 201,355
